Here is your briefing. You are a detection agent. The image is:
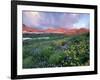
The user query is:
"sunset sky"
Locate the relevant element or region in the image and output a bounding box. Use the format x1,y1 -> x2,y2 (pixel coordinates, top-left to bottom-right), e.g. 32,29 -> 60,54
22,11 -> 90,30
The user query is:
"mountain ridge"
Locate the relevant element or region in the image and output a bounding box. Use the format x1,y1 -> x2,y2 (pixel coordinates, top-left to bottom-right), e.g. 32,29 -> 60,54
22,24 -> 89,35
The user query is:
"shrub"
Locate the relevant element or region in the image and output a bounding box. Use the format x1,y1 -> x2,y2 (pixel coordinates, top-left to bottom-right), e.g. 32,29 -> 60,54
41,46 -> 54,59
48,52 -> 66,65
23,56 -> 35,68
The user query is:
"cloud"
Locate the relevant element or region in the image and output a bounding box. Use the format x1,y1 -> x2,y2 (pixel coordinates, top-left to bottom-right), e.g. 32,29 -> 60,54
73,14 -> 90,29
36,12 -> 81,29
22,11 -> 90,29
22,11 -> 40,27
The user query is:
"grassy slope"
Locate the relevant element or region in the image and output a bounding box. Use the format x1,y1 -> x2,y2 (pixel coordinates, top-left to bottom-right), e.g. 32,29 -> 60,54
23,33 -> 89,68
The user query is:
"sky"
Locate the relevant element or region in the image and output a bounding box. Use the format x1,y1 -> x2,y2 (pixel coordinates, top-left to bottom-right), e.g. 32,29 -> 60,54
22,11 -> 90,30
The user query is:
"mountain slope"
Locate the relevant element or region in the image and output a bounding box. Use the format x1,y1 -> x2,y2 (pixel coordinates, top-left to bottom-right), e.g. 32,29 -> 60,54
22,24 -> 89,35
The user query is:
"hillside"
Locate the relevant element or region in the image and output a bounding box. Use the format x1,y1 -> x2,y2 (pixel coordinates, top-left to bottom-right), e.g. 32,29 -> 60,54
23,33 -> 89,68
22,24 -> 89,35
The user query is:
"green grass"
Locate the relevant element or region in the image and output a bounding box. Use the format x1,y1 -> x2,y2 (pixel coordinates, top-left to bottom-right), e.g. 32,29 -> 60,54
23,33 -> 89,68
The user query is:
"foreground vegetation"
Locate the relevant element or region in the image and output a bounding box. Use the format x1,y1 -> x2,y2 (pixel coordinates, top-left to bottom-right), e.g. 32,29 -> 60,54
23,33 -> 89,68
